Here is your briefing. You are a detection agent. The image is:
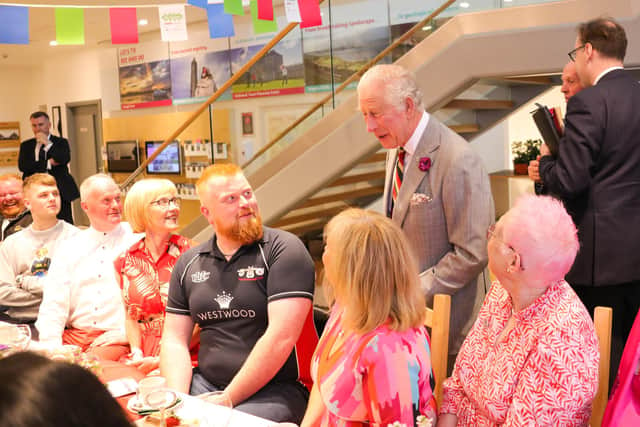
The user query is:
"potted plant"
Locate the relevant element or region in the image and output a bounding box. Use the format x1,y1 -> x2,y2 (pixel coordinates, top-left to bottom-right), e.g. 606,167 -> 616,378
511,139 -> 542,175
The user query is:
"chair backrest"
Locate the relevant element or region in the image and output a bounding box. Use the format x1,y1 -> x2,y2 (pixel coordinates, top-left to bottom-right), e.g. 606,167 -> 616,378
590,305 -> 613,427
424,293 -> 451,407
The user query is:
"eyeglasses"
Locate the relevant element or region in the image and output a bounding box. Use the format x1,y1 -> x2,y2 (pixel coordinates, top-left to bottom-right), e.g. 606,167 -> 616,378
487,224 -> 525,271
568,44 -> 586,62
150,197 -> 181,208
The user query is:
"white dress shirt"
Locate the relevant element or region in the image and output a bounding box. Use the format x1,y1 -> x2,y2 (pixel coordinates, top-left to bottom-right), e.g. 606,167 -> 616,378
36,222 -> 141,346
401,111 -> 430,167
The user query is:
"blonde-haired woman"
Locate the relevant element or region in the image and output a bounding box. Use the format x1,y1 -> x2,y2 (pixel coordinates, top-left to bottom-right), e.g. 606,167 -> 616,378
298,208 -> 436,427
114,178 -> 197,374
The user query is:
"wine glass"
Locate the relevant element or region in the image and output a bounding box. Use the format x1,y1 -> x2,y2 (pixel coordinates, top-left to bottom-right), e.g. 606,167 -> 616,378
10,324 -> 31,351
144,388 -> 178,427
198,391 -> 233,427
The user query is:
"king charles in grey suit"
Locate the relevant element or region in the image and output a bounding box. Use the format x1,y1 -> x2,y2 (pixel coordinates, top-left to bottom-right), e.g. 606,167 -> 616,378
358,65 -> 495,360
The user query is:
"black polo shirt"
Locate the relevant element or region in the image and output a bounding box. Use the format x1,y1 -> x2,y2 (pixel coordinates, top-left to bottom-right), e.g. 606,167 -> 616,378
167,226 -> 317,389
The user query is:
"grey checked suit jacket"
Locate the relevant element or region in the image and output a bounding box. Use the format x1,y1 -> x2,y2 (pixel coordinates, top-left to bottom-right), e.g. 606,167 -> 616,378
384,115 -> 494,355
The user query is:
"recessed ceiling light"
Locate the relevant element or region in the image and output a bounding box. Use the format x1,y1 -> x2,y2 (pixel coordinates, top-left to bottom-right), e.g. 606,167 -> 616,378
422,25 -> 432,31
138,19 -> 148,26
460,2 -> 470,8
49,40 -> 58,46
504,0 -> 512,2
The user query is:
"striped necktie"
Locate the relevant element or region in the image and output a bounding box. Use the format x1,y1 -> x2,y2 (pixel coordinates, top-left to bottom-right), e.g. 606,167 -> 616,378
391,147 -> 406,214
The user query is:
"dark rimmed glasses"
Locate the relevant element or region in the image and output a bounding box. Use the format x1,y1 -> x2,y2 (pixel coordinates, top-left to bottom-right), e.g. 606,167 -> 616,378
568,44 -> 586,62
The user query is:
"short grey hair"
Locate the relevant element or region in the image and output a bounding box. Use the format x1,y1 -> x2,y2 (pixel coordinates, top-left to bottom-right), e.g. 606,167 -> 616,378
358,64 -> 425,112
80,173 -> 118,202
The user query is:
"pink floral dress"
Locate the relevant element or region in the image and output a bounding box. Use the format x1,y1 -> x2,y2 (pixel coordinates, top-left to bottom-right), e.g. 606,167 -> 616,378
312,307 -> 437,427
440,280 -> 599,426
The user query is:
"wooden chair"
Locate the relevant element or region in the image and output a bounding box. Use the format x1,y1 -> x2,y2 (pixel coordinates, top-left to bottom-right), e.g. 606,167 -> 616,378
424,293 -> 451,406
590,306 -> 613,427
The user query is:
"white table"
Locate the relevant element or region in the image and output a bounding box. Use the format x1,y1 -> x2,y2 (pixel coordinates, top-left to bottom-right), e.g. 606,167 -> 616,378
135,393 -> 275,427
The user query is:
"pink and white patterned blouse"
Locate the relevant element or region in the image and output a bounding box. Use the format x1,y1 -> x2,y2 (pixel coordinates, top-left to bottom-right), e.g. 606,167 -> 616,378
440,280 -> 599,426
312,307 -> 437,427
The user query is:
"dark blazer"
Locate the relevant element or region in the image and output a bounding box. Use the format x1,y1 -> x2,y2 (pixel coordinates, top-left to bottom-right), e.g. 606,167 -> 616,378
540,69 -> 640,287
18,135 -> 80,202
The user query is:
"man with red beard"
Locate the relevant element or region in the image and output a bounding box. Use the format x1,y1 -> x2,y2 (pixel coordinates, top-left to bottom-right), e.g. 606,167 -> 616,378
161,164 -> 317,424
0,174 -> 32,241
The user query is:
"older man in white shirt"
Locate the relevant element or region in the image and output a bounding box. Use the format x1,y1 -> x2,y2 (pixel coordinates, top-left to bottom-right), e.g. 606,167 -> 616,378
36,174 -> 140,360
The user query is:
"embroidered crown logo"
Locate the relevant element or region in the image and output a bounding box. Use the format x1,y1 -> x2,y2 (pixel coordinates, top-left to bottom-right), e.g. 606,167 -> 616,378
214,291 -> 234,309
191,271 -> 210,283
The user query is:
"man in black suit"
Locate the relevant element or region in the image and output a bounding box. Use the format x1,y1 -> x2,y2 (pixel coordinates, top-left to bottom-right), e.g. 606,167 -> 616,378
18,112 -> 79,224
539,17 -> 640,380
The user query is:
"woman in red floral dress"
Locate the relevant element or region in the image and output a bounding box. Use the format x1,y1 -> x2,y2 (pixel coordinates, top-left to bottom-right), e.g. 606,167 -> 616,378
438,195 -> 599,427
114,179 -> 198,374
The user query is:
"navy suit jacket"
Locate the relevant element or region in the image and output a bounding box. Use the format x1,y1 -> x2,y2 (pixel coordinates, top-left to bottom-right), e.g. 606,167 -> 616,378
540,69 -> 640,286
18,135 -> 80,202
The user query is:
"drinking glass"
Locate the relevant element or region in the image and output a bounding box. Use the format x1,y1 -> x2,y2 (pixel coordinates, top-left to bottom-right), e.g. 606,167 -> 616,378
144,388 -> 178,427
8,324 -> 31,351
199,391 -> 233,427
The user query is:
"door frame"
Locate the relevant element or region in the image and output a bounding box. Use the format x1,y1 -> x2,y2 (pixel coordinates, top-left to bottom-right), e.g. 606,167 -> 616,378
65,99 -> 104,180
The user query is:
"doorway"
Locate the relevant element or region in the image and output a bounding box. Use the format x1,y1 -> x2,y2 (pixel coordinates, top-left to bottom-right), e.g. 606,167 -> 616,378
66,100 -> 103,227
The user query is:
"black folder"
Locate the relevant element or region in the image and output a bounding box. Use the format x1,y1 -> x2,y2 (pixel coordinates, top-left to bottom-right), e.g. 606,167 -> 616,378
531,103 -> 562,157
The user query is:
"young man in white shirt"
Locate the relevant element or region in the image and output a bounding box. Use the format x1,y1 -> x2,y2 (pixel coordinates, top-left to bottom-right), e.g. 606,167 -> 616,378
0,173 -> 78,332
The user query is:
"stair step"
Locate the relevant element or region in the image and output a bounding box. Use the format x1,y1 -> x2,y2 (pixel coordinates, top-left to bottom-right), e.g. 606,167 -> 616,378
273,205 -> 348,228
328,170 -> 386,187
281,219 -> 327,236
444,99 -> 514,110
449,124 -> 480,134
298,186 -> 385,209
361,152 -> 387,163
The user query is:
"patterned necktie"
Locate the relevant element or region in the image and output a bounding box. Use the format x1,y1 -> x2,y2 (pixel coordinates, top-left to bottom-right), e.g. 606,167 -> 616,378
391,147 -> 406,214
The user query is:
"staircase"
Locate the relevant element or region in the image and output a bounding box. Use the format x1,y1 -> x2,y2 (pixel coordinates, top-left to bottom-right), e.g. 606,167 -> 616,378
185,0 -> 640,244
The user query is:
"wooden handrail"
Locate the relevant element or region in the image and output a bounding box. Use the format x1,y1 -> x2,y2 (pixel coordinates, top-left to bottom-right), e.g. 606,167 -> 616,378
241,0 -> 456,170
120,1 -> 327,190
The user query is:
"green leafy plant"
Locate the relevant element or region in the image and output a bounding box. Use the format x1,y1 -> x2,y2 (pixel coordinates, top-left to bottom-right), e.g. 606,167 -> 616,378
511,139 -> 542,163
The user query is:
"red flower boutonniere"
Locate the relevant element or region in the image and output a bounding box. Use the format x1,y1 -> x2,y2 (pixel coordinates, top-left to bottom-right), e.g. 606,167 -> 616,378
419,157 -> 432,172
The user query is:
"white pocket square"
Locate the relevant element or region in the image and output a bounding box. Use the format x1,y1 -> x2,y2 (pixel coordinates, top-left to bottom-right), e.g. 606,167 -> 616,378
410,193 -> 432,204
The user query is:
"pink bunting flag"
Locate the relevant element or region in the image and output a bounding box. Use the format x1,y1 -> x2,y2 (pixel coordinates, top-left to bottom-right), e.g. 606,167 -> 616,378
298,0 -> 321,29
109,8 -> 138,44
257,0 -> 274,21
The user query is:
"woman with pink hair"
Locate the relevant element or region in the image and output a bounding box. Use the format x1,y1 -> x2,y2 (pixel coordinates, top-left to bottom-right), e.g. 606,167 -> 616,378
438,195 -> 599,426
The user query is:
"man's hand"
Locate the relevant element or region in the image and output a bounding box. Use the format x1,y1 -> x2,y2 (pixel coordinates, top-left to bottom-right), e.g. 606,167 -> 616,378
540,142 -> 551,157
35,132 -> 47,146
528,155 -> 541,182
90,330 -> 127,347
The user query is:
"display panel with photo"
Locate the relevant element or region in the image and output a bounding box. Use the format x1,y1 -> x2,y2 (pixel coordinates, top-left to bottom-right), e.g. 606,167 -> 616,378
145,140 -> 182,175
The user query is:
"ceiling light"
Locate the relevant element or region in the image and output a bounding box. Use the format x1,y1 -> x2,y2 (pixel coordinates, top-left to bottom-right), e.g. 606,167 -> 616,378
504,0 -> 513,2
460,2 -> 470,8
49,40 -> 58,46
138,19 -> 148,26
422,25 -> 432,31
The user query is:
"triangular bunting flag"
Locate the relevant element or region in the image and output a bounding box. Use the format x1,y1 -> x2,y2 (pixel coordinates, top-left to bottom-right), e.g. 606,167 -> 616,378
298,0 -> 322,29
224,0 -> 244,16
251,0 -> 277,34
207,3 -> 235,38
109,8 -> 138,44
257,0 -> 274,21
188,0 -> 208,8
0,6 -> 29,45
55,8 -> 85,45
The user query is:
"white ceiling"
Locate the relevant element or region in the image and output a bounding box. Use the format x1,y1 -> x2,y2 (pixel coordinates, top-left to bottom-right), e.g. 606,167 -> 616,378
0,0 -> 281,66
